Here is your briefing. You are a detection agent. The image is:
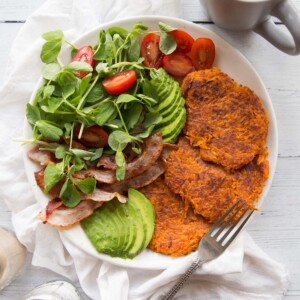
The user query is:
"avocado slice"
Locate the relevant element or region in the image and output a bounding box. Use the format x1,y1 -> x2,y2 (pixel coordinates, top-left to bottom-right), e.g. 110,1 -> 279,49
105,201 -> 124,253
109,200 -> 130,257
158,108 -> 186,143
154,81 -> 180,113
156,98 -> 185,128
128,189 -> 155,249
159,91 -> 183,118
81,191 -> 155,259
81,203 -> 120,256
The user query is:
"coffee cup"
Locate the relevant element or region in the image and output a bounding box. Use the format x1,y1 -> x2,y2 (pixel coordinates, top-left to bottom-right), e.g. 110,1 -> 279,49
200,0 -> 300,55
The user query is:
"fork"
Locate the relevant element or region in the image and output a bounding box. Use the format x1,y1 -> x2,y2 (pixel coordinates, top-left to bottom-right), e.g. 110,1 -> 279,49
161,199 -> 254,300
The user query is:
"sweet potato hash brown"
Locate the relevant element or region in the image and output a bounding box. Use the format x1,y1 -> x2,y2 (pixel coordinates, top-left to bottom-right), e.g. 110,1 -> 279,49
182,67 -> 269,170
165,137 -> 269,223
139,176 -> 210,256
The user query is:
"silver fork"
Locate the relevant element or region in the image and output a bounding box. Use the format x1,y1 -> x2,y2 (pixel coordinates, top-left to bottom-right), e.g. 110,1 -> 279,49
161,199 -> 254,300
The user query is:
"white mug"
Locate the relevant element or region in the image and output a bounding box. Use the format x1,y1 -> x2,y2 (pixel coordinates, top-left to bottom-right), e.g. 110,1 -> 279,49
201,0 -> 300,55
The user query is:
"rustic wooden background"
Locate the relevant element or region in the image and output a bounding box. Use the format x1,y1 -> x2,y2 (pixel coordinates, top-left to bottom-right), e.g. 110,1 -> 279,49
0,0 -> 300,299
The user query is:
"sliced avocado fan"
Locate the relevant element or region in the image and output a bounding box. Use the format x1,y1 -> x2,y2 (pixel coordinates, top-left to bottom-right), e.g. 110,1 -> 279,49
150,68 -> 186,142
81,189 -> 155,259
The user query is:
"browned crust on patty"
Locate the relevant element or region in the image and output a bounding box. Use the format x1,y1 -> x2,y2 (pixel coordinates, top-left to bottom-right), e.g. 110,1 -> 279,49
139,176 -> 210,256
182,67 -> 269,170
165,137 -> 269,223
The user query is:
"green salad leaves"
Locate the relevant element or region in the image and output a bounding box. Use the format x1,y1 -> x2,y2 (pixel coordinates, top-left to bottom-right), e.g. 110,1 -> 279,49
25,22 -> 183,207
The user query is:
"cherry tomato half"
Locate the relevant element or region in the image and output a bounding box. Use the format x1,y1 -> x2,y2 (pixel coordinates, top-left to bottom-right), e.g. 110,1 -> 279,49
162,53 -> 194,77
168,30 -> 194,53
102,70 -> 137,95
191,38 -> 215,70
141,33 -> 164,68
74,125 -> 108,148
71,46 -> 95,78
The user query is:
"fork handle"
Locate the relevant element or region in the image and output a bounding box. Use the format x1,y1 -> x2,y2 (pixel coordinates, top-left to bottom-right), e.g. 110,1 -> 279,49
160,257 -> 204,300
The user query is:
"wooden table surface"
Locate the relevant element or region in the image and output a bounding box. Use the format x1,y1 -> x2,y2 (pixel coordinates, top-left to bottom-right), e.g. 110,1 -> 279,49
1,0 -> 300,299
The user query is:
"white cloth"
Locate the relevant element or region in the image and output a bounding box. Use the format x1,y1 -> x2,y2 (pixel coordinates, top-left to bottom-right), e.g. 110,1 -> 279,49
0,0 -> 289,299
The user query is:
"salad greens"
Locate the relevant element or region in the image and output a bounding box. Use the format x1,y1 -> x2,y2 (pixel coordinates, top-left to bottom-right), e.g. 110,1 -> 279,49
25,22 -> 182,207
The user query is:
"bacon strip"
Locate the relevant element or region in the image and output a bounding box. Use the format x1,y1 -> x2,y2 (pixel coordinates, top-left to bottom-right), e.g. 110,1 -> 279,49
28,146 -> 56,166
73,168 -> 116,184
77,132 -> 163,183
105,159 -> 166,193
81,189 -> 127,203
38,200 -> 103,228
35,169 -> 127,203
96,154 -> 117,170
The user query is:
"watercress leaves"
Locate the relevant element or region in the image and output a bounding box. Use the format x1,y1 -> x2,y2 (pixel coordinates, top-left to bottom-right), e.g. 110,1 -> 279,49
60,179 -> 81,207
26,104 -> 41,125
85,84 -> 107,103
159,31 -> 176,55
125,103 -> 143,130
128,39 -> 140,62
42,63 -> 61,80
27,22 -> 183,207
41,39 -> 63,64
42,30 -> 64,41
65,61 -> 93,72
116,94 -> 139,104
44,164 -> 64,193
95,101 -> 116,126
158,22 -> 177,55
158,22 -> 176,32
115,146 -> 126,181
57,71 -> 78,99
108,27 -> 129,39
108,130 -> 131,151
36,120 -> 63,141
40,30 -> 64,63
75,177 -> 96,194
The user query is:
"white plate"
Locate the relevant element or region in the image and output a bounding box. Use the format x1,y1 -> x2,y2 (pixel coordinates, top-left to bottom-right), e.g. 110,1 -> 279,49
23,15 -> 278,270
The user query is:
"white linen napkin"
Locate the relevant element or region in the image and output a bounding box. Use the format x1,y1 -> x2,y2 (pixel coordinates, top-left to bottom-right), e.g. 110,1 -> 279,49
0,0 -> 289,299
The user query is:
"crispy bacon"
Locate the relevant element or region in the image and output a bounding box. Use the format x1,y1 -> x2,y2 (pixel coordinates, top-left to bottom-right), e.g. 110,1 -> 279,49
28,146 -> 56,166
106,159 -> 166,193
123,131 -> 163,179
38,200 -> 103,228
81,189 -> 127,203
96,154 -> 117,170
77,132 -> 163,183
35,169 -> 127,203
73,168 -> 116,184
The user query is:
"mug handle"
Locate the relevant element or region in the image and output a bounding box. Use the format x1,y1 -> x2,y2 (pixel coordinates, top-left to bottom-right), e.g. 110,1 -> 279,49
254,0 -> 300,55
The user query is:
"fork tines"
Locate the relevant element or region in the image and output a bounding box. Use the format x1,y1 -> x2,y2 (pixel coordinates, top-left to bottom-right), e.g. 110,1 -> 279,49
208,200 -> 254,247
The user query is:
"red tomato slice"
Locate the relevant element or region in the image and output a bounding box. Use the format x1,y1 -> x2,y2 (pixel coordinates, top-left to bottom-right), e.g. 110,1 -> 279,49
102,70 -> 137,95
191,38 -> 215,70
141,33 -> 164,68
71,46 -> 95,78
168,30 -> 194,53
162,53 -> 194,77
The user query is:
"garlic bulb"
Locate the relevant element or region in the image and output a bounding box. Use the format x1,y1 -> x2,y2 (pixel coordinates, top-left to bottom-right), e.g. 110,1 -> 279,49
0,227 -> 27,290
23,280 -> 81,300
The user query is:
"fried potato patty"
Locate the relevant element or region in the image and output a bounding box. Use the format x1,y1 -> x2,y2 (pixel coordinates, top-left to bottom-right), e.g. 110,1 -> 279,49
139,176 -> 210,256
165,137 -> 269,223
182,67 -> 269,170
